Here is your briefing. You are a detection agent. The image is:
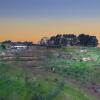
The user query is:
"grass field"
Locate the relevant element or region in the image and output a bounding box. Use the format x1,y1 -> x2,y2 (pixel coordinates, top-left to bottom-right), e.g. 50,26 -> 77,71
0,46 -> 100,100
45,47 -> 100,85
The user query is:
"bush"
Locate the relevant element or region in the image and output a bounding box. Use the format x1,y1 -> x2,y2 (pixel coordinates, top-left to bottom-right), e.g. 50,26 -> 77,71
0,44 -> 6,50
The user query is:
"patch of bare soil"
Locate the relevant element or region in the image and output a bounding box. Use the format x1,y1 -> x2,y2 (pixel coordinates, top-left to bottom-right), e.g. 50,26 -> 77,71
12,48 -> 48,76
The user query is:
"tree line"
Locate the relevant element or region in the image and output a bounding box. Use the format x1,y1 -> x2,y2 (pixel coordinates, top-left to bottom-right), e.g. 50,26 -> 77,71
40,34 -> 98,47
1,40 -> 33,46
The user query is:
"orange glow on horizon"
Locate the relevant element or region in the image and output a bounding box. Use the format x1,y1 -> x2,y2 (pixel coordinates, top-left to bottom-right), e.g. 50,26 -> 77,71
0,32 -> 100,44
0,19 -> 100,43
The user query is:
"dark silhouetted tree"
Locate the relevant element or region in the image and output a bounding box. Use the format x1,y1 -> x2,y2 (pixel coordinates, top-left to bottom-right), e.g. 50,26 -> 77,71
40,33 -> 98,47
1,44 -> 6,50
2,40 -> 12,44
78,34 -> 98,46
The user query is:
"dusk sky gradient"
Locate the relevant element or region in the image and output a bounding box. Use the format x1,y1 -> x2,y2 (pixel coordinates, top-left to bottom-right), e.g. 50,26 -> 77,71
0,0 -> 100,43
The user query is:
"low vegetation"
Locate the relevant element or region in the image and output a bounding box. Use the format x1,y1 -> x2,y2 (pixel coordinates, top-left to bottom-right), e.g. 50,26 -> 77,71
0,45 -> 99,100
45,47 -> 100,86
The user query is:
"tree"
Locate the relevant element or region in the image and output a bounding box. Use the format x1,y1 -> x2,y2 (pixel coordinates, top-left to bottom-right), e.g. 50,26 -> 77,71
40,37 -> 49,46
88,36 -> 98,47
62,34 -> 78,46
40,33 -> 98,47
78,34 -> 98,47
2,40 -> 12,44
1,44 -> 6,50
48,34 -> 78,46
23,41 -> 33,46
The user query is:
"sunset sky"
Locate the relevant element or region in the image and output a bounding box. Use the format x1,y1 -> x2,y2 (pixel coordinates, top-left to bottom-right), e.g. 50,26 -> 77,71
0,0 -> 100,43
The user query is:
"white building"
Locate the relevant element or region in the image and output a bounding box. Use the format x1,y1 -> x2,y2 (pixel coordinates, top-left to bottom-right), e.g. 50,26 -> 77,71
11,45 -> 27,50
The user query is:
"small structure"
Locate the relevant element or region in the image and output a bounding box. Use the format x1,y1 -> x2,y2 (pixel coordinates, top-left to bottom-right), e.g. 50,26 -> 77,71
11,45 -> 27,50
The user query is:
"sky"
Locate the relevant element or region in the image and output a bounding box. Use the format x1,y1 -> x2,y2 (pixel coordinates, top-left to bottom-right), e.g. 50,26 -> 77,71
0,0 -> 100,43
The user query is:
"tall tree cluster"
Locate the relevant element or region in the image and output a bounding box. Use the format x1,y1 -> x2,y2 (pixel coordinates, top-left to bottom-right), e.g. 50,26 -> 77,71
40,34 -> 98,47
